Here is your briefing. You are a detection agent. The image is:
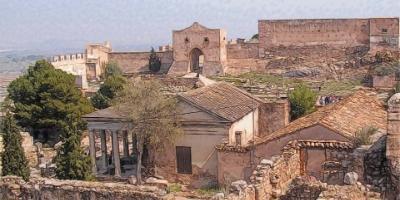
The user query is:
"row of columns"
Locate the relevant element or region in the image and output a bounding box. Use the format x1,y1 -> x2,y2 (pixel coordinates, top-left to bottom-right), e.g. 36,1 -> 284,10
88,129 -> 131,177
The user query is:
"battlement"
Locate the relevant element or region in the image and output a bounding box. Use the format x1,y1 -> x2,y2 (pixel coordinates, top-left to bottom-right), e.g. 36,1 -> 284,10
51,53 -> 86,62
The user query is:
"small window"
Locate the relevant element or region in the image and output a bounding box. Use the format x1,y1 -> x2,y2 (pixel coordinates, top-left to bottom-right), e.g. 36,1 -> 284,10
204,37 -> 209,43
382,28 -> 388,33
185,37 -> 190,43
235,131 -> 242,146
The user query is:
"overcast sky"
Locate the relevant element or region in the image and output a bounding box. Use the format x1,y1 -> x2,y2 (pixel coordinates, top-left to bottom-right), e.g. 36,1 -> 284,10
0,0 -> 399,52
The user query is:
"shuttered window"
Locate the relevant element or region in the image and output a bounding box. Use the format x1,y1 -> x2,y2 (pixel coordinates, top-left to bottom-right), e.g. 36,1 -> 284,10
176,146 -> 192,174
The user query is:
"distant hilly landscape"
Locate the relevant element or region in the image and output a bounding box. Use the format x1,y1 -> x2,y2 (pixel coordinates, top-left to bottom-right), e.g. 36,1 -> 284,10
0,50 -> 49,102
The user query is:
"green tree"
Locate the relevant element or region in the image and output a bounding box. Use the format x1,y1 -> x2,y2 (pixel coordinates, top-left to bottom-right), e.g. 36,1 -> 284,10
54,122 -> 93,180
103,61 -> 123,79
114,80 -> 182,184
149,47 -> 161,73
7,60 -> 93,180
289,84 -> 317,120
91,73 -> 126,109
0,100 -> 30,181
7,60 -> 93,137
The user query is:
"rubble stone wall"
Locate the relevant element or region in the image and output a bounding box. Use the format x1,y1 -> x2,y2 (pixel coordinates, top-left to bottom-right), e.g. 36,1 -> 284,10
0,176 -> 167,200
225,144 -> 301,200
249,145 -> 300,199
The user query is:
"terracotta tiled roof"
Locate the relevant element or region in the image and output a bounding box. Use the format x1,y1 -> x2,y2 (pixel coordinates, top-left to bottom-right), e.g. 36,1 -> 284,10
256,90 -> 387,144
84,82 -> 263,122
179,82 -> 264,122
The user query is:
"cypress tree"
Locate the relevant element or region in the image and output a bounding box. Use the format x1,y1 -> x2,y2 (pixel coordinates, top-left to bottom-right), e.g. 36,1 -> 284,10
1,109 -> 30,181
54,121 -> 93,180
149,47 -> 161,72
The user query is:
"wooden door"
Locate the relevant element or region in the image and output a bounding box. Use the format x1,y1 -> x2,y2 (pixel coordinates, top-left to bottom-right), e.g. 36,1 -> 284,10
176,146 -> 192,174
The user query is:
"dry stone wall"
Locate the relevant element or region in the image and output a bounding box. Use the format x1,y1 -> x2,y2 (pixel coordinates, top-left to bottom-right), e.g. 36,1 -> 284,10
0,176 -> 169,200
224,143 -> 301,200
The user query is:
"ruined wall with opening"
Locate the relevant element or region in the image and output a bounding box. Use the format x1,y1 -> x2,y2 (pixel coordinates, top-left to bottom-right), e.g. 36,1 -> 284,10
169,22 -> 227,76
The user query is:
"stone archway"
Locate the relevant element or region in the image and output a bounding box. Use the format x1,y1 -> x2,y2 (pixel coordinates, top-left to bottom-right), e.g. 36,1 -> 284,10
189,48 -> 204,74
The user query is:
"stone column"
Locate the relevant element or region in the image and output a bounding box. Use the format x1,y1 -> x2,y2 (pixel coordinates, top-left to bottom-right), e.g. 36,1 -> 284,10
100,130 -> 108,171
123,130 -> 129,157
112,130 -> 121,177
387,93 -> 400,194
88,129 -> 97,175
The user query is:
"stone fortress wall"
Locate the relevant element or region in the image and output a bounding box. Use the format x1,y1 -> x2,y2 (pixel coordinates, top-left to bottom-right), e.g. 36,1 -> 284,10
108,46 -> 173,75
258,18 -> 399,51
50,17 -> 399,82
51,53 -> 88,88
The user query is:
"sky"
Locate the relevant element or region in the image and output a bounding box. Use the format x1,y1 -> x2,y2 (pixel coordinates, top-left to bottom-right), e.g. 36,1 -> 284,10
0,0 -> 399,53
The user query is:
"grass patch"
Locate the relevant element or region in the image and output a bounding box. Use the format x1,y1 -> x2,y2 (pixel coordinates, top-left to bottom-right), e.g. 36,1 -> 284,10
212,72 -> 303,87
318,79 -> 362,96
212,72 -> 362,97
196,187 -> 221,197
167,183 -> 182,193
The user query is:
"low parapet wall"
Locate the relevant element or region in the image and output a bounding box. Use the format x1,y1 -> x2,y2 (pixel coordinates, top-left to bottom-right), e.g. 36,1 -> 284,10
0,176 -> 168,200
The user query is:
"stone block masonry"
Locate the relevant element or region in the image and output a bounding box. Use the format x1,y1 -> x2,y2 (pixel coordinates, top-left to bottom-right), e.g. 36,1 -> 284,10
0,176 -> 169,200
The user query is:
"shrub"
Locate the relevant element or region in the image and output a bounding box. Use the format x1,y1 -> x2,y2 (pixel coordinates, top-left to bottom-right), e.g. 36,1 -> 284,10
356,126 -> 378,145
289,84 -> 317,120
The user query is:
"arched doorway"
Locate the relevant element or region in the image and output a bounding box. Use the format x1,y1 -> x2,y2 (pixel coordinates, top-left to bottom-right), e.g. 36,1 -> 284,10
189,48 -> 204,74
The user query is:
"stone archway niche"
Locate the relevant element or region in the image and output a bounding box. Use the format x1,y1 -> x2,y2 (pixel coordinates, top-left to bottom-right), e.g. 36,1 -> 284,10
189,48 -> 204,74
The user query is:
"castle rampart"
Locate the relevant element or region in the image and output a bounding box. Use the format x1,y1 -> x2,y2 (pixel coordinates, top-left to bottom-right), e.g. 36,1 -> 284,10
258,18 -> 399,56
51,18 -> 399,79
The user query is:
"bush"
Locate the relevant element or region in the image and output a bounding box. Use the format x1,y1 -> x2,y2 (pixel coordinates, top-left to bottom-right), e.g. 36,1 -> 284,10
103,61 -> 123,79
356,126 -> 378,145
91,75 -> 126,109
289,84 -> 317,120
167,183 -> 182,193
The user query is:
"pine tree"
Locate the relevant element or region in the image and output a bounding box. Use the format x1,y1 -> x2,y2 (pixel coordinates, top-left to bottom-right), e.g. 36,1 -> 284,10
7,60 -> 93,139
0,108 -> 30,181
